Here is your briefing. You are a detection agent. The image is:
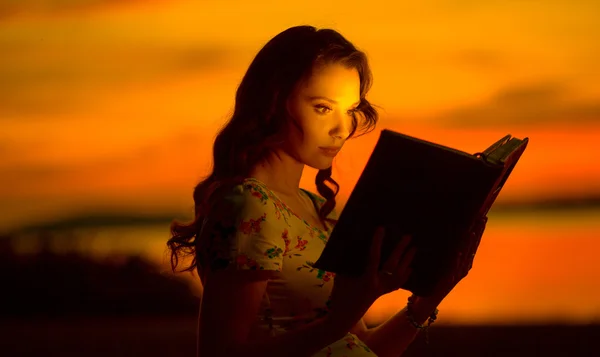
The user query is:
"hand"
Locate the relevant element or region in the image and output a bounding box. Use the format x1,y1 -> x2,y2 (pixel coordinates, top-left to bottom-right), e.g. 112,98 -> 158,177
427,216 -> 489,300
327,226 -> 417,330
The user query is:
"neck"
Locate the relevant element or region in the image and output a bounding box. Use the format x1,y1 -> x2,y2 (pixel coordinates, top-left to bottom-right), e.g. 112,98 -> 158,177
250,150 -> 304,196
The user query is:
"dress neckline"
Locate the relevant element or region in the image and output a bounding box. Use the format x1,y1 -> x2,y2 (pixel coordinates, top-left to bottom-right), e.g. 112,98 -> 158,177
243,177 -> 329,233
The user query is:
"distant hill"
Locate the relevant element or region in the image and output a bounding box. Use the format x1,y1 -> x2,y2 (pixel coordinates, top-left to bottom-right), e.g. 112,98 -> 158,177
7,213 -> 184,235
490,194 -> 600,213
4,194 -> 600,236
0,247 -> 199,318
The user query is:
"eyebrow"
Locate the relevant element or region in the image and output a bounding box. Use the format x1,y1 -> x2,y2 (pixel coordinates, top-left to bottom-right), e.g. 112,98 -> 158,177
307,96 -> 360,107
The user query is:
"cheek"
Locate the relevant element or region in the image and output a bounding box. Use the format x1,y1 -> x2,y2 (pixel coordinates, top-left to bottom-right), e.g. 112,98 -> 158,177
300,126 -> 325,150
286,105 -> 327,149
294,120 -> 322,145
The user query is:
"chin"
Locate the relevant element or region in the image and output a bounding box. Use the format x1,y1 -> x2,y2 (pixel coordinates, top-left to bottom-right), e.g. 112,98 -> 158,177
307,159 -> 334,171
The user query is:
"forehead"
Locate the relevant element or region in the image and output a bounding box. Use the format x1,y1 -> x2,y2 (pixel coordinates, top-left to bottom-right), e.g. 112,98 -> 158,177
298,63 -> 360,99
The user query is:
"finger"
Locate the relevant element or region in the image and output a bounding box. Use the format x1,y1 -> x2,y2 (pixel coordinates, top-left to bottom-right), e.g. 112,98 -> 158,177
367,226 -> 385,275
381,234 -> 411,272
396,245 -> 417,274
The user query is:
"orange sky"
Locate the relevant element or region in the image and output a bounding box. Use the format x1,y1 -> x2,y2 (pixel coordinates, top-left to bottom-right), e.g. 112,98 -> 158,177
2,0 -> 600,324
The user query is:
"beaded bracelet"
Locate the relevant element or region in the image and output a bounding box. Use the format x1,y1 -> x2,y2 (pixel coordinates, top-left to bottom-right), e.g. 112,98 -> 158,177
405,294 -> 439,344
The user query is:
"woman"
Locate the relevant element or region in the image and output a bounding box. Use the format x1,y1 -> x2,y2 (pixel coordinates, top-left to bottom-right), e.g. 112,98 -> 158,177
168,25 -> 487,357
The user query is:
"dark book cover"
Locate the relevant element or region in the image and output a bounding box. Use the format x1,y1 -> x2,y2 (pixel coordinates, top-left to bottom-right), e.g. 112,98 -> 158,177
312,129 -> 529,297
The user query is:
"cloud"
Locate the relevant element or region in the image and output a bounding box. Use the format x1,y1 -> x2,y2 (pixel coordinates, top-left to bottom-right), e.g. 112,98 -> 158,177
0,44 -> 231,117
0,127 -> 214,198
0,0 -> 171,18
434,82 -> 600,128
449,49 -> 510,71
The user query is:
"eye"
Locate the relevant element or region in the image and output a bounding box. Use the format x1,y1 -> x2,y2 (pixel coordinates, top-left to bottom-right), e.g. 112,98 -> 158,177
314,104 -> 332,115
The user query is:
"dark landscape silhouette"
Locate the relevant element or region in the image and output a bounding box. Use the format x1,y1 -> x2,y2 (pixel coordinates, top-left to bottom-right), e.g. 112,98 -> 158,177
0,225 -> 597,356
0,233 -> 198,318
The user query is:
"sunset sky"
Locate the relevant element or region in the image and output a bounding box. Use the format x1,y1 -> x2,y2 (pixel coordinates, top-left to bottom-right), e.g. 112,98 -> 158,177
2,0 -> 599,324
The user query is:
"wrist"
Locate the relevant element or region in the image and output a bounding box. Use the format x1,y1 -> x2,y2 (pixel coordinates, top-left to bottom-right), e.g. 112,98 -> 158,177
406,294 -> 442,325
405,294 -> 440,345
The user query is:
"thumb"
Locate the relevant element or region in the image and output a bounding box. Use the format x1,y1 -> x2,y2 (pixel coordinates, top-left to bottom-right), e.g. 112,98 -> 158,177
366,226 -> 384,275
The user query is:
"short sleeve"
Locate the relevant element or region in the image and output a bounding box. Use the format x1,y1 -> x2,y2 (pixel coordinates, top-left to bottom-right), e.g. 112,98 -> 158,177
206,182 -> 285,272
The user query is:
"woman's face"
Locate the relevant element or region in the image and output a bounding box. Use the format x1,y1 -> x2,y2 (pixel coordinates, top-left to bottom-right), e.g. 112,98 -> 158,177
283,63 -> 361,170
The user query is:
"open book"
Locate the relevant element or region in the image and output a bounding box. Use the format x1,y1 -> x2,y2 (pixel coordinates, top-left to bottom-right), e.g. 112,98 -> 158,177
312,129 -> 529,297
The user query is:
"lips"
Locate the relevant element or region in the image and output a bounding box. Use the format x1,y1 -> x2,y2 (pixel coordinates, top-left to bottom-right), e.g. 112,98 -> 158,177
319,147 -> 340,157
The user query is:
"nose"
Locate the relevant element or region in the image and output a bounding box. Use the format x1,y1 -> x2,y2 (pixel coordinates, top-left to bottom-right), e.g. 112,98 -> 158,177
330,111 -> 353,140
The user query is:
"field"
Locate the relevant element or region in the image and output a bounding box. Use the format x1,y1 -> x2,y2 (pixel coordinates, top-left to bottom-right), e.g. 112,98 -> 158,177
1,316 -> 597,357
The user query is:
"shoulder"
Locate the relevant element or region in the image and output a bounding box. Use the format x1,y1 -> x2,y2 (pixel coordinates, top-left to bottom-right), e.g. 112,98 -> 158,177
214,179 -> 273,219
204,180 -> 285,272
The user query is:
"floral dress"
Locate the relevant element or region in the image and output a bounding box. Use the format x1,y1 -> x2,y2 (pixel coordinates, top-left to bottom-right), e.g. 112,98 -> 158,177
203,177 -> 377,356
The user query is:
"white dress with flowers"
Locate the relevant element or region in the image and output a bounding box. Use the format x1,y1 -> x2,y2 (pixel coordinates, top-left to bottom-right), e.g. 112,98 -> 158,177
203,177 -> 378,356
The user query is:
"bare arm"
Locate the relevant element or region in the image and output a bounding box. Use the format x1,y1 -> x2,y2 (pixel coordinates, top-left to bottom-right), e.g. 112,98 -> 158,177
198,269 -> 349,357
348,296 -> 442,357
357,216 -> 489,356
365,295 -> 441,357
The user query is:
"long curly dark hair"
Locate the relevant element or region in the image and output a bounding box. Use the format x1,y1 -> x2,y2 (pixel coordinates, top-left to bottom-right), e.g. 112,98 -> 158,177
167,25 -> 380,277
